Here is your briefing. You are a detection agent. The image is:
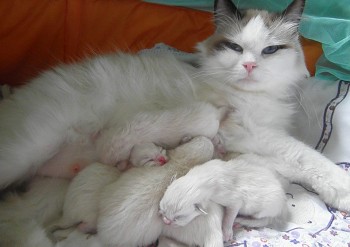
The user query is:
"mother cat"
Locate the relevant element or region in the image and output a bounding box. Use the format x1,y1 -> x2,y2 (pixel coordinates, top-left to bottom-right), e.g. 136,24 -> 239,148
0,0 -> 349,211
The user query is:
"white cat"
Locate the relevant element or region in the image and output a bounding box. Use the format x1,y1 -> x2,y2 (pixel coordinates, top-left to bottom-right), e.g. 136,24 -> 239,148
0,0 -> 349,215
97,136 -> 225,247
159,154 -> 289,242
193,0 -> 350,212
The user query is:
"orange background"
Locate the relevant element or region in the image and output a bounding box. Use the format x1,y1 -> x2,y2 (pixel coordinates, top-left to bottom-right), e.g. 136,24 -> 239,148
0,0 -> 322,86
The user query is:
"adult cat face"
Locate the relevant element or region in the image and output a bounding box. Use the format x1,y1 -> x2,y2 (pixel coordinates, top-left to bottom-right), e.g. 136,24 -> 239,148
197,0 -> 308,95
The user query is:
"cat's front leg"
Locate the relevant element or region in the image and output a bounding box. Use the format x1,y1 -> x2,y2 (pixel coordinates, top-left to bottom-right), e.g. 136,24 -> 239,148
250,132 -> 350,212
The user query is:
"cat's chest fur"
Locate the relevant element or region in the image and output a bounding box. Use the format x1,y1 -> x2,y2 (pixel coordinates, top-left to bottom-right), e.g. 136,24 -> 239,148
196,82 -> 295,153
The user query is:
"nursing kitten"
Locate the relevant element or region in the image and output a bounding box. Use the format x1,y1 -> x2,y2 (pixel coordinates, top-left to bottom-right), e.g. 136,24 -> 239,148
50,144 -> 167,239
0,177 -> 69,247
50,163 -> 121,240
116,142 -> 168,171
97,136 -> 224,247
160,154 -> 288,241
0,0 -> 349,215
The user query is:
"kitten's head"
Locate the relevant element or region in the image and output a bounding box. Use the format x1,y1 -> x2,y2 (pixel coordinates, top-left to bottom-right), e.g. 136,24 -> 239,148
197,0 -> 309,95
130,143 -> 167,167
159,177 -> 208,227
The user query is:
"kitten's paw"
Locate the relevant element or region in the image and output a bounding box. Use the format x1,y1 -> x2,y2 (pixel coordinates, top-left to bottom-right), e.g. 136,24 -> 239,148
211,134 -> 226,159
77,222 -> 97,235
222,227 -> 233,242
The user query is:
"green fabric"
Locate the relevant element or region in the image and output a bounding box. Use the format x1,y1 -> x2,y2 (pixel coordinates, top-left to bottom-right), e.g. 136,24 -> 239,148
144,0 -> 350,81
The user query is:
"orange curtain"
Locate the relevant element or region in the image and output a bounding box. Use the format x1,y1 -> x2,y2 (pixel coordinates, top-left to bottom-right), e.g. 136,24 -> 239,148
0,0 -> 321,86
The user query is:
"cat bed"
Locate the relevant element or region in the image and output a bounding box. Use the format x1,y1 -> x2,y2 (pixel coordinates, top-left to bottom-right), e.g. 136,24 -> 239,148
0,1 -> 349,247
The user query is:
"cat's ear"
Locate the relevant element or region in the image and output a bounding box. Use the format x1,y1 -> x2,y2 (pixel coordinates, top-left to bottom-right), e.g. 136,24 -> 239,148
194,203 -> 208,215
282,0 -> 305,23
214,0 -> 242,26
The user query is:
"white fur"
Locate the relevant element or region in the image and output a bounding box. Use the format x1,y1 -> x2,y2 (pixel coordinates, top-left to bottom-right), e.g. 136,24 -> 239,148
97,136 -> 224,247
0,177 -> 69,247
192,0 -> 350,211
50,163 -> 120,239
160,154 -> 288,241
0,53 -> 222,186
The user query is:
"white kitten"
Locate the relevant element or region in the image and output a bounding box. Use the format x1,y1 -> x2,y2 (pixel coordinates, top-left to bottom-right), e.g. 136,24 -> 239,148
97,136 -> 224,247
0,177 -> 69,247
49,163 -> 121,240
160,154 -> 288,242
129,142 -> 168,167
50,143 -> 167,239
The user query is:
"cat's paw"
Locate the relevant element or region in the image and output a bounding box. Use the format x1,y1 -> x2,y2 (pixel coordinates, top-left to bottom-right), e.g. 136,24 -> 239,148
312,165 -> 350,212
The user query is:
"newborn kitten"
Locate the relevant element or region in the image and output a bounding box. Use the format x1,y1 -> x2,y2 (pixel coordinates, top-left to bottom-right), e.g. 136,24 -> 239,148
50,163 -> 121,240
160,154 -> 288,242
97,136 -> 225,247
130,143 -> 168,167
116,142 -> 168,171
0,177 -> 69,247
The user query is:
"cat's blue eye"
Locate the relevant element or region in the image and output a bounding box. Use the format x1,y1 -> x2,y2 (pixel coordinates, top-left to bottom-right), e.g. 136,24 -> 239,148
215,41 -> 243,53
262,45 -> 282,55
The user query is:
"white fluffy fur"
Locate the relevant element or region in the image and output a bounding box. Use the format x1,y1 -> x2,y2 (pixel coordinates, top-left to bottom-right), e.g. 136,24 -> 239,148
0,53 -> 223,185
50,163 -> 120,239
192,0 -> 350,211
97,136 -> 224,247
0,177 -> 69,247
160,154 -> 288,241
0,7 -> 349,247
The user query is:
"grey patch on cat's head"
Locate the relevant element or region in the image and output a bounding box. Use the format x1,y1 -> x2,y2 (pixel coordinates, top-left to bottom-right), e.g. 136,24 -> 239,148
201,0 -> 305,57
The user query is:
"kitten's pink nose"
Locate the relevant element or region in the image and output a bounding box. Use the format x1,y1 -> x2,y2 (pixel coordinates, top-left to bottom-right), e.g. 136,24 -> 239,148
163,216 -> 172,225
243,62 -> 257,73
157,156 -> 167,166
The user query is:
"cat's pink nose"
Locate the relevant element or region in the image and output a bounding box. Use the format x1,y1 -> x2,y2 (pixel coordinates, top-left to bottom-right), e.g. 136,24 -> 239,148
163,216 -> 172,225
243,62 -> 257,73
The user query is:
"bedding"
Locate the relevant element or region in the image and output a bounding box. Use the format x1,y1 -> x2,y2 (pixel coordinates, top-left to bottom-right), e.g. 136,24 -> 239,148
0,0 -> 349,246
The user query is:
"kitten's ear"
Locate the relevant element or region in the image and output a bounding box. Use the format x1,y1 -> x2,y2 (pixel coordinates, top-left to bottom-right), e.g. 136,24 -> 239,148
214,0 -> 242,26
282,0 -> 305,23
194,203 -> 208,215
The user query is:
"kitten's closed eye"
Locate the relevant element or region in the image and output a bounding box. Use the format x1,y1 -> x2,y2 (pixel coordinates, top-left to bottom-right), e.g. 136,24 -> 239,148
261,45 -> 287,55
174,215 -> 184,221
215,40 -> 243,53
